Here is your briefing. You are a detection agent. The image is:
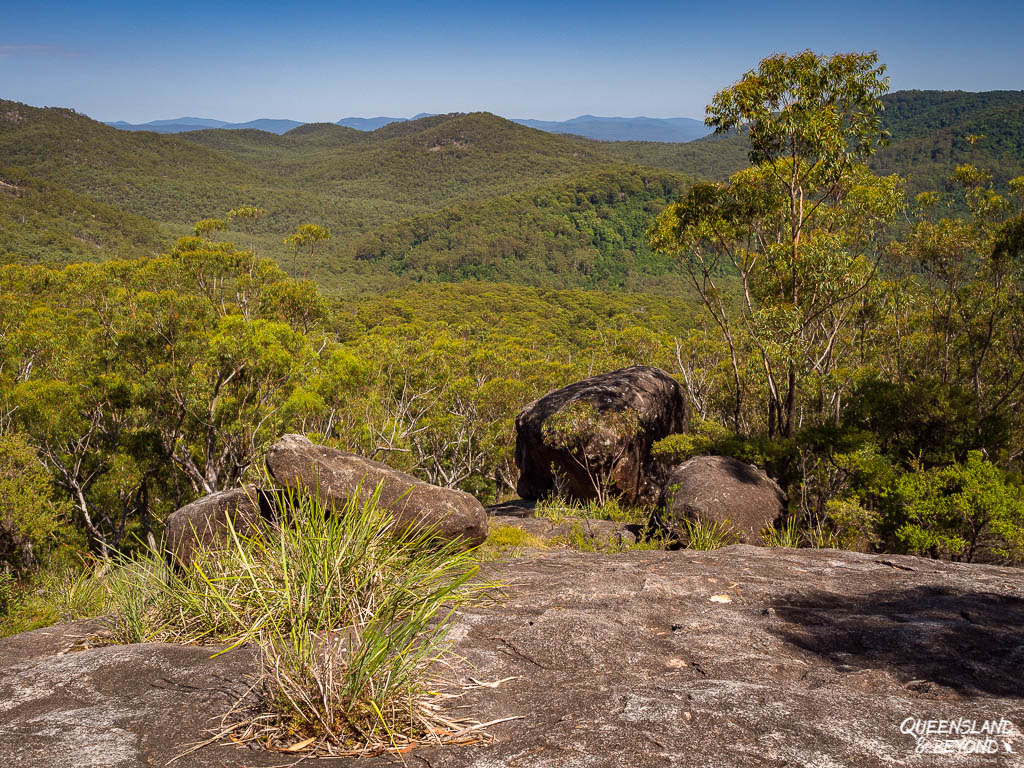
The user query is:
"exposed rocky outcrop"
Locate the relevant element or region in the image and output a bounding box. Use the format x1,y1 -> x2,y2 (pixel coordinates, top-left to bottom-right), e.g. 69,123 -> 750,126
655,455 -> 788,544
2,546 -> 1022,767
515,366 -> 687,506
164,486 -> 272,564
266,434 -> 487,548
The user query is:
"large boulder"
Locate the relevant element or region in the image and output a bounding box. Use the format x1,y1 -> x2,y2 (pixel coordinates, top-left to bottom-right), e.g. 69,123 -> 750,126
265,434 -> 487,548
515,366 -> 687,506
164,486 -> 271,564
655,455 -> 787,544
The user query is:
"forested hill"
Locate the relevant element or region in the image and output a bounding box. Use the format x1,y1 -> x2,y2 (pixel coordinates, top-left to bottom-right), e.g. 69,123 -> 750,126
0,101 -> 698,291
2,89 -> 1023,290
593,89 -> 1024,189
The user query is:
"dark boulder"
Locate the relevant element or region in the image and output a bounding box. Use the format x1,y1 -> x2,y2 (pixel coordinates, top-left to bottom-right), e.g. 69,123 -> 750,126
655,455 -> 787,544
265,434 -> 487,548
515,366 -> 687,506
164,486 -> 271,564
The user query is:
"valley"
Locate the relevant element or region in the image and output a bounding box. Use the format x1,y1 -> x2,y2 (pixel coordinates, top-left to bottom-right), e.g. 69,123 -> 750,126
4,90 -> 1024,293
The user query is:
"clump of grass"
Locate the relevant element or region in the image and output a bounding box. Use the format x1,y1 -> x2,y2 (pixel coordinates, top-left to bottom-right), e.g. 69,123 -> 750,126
0,560 -> 107,637
761,515 -> 801,548
625,523 -> 673,552
46,563 -> 106,622
548,520 -> 671,553
103,482 -> 489,756
0,571 -> 18,618
680,518 -> 739,551
534,494 -> 647,525
104,555 -> 176,643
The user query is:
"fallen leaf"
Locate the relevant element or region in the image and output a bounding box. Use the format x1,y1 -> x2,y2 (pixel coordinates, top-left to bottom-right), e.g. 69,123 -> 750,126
710,594 -> 732,603
282,736 -> 316,752
469,676 -> 519,688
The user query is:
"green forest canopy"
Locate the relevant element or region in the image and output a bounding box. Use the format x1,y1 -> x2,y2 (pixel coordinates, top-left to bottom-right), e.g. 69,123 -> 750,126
2,57 -> 1024,622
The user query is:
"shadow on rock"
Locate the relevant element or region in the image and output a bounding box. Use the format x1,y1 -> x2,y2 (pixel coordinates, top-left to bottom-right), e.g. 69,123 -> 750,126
769,585 -> 1024,698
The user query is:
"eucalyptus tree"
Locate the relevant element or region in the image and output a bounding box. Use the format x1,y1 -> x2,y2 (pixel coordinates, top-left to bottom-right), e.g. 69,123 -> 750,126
650,51 -> 901,437
284,223 -> 330,274
226,206 -> 265,253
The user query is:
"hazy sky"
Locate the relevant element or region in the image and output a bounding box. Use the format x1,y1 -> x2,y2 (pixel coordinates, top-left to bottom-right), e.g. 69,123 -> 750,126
3,0 -> 1023,123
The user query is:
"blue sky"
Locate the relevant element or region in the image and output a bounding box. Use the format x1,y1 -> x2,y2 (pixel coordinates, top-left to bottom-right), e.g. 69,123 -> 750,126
2,0 -> 1023,123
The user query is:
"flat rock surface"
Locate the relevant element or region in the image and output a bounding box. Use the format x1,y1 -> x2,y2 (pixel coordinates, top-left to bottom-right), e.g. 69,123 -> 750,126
2,546 -> 1023,767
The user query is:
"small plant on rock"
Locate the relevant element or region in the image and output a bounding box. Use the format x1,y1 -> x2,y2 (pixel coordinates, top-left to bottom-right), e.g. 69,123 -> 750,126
542,402 -> 641,505
761,515 -> 801,548
680,518 -> 739,550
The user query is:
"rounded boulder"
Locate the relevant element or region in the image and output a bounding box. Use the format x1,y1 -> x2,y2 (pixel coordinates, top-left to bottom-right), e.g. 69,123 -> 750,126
655,455 -> 787,544
265,434 -> 487,548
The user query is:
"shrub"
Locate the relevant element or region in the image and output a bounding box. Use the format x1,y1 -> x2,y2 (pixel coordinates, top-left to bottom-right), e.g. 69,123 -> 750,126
542,402 -> 640,504
650,433 -> 707,464
894,451 -> 1024,563
650,416 -> 730,464
0,433 -> 70,576
103,482 -> 488,754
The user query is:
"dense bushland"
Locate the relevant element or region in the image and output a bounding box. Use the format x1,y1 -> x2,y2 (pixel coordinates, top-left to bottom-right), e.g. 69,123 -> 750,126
4,54 -> 1024,645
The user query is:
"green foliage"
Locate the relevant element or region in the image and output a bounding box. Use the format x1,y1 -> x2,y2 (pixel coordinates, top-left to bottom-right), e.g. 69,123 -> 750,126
192,218 -> 227,238
533,494 -> 646,525
871,90 -> 1024,191
761,515 -> 801,548
1,243 -> 702,557
651,153 -> 903,438
0,434 -> 71,576
679,518 -> 739,551
707,50 -> 889,178
5,55 -> 1024,575
283,223 -> 330,274
0,166 -> 164,265
0,558 -> 103,635
103,482 -> 485,752
348,169 -> 692,289
5,89 -> 1024,294
0,101 -> 697,290
895,451 -> 1024,563
844,378 -> 1008,467
0,571 -> 16,618
598,90 -> 1024,196
651,416 -> 731,464
480,524 -> 548,560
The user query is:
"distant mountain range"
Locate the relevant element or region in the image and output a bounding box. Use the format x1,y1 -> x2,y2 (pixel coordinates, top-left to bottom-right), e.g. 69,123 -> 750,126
106,117 -> 305,134
514,116 -> 709,142
105,113 -> 712,143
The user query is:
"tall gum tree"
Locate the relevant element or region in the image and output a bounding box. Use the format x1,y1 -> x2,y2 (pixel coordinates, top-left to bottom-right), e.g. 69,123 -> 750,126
650,51 -> 900,438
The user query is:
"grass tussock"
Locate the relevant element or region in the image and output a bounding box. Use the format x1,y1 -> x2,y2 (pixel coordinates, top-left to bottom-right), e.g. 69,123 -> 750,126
761,515 -> 802,548
533,494 -> 647,525
679,518 -> 739,551
103,483 -> 491,756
